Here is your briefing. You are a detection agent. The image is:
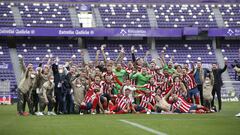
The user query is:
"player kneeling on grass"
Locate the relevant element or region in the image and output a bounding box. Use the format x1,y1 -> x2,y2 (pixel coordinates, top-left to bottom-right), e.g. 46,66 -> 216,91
38,75 -> 56,116
80,87 -> 104,115
108,88 -> 136,114
134,90 -> 156,114
170,94 -> 210,113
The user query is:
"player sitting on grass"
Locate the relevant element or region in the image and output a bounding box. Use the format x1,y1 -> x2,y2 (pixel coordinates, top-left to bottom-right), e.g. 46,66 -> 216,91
108,88 -> 136,114
133,90 -> 156,114
80,86 -> 104,115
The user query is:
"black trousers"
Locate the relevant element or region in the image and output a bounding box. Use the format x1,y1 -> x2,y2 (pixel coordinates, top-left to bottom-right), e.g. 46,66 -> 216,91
197,84 -> 203,105
17,89 -> 33,114
31,90 -> 39,113
211,85 -> 222,111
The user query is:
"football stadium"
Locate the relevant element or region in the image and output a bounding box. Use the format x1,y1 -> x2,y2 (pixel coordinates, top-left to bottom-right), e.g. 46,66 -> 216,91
0,0 -> 240,135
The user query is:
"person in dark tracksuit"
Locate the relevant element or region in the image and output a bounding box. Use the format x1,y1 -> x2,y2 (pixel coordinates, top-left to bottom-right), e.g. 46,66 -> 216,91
211,61 -> 227,112
52,63 -> 67,114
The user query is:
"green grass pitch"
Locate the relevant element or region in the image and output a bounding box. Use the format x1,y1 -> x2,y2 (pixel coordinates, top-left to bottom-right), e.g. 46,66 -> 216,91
0,102 -> 239,135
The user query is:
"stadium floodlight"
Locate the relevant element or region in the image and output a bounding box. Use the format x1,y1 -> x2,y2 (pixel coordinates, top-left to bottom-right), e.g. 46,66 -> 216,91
188,47 -> 192,50
226,24 -> 229,27
33,46 -> 37,50
23,49 -> 27,53
36,57 -> 40,61
189,12 -> 193,15
197,57 -> 202,61
27,24 -> 31,27
224,57 -> 228,61
59,6 -> 63,9
154,9 -> 158,12
208,52 -> 213,55
142,15 -> 146,18
156,15 -> 159,19
0,2 -> 4,5
173,49 -> 177,53
54,9 -> 57,12
20,11 -> 23,14
187,54 -> 191,58
161,13 -> 165,15
18,54 -> 22,58
49,54 -> 53,58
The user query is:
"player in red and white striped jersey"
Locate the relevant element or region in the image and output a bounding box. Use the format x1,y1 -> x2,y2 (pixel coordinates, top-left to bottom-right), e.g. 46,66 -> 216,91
182,66 -> 200,104
109,88 -> 136,114
171,94 -> 209,113
134,90 -> 156,114
172,76 -> 187,97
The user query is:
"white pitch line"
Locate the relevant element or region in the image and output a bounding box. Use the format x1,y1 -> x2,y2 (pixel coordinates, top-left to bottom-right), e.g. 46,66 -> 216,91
119,119 -> 168,135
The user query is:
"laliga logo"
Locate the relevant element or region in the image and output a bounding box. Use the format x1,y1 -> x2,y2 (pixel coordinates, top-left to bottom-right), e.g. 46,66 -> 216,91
227,29 -> 234,36
120,29 -> 127,36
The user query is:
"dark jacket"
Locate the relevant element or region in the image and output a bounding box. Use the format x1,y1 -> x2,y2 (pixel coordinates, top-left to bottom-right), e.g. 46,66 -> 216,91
212,64 -> 227,87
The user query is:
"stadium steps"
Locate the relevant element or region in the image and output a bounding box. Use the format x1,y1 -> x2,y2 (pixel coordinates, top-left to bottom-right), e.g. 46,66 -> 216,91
146,8 -> 158,28
68,7 -> 81,28
9,48 -> 22,85
213,39 -> 235,93
212,8 -> 225,28
11,6 -> 23,27
92,7 -> 103,27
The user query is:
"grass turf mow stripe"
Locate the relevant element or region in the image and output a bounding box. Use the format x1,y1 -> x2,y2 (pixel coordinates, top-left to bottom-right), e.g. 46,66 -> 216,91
119,119 -> 168,135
